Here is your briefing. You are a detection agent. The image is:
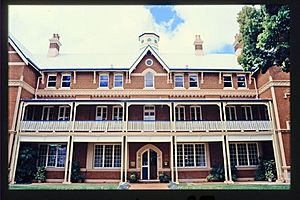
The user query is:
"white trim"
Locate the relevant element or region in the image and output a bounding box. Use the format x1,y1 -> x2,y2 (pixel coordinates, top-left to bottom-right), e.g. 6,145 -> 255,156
8,51 -> 17,53
58,106 -> 71,121
41,106 -> 54,120
175,106 -> 186,121
8,62 -> 26,65
176,143 -> 208,168
93,144 -> 121,169
286,121 -> 291,130
237,74 -> 247,89
143,105 -> 155,121
145,58 -> 154,66
190,106 -> 202,121
19,135 -> 69,142
8,80 -> 35,94
229,142 -> 260,167
95,106 -> 108,120
47,74 -> 57,89
174,74 -> 185,88
188,73 -> 199,88
176,135 -> 223,142
127,136 -> 172,142
223,74 -> 233,89
112,105 -> 123,121
113,73 -> 123,88
241,106 -> 253,120
144,71 -> 155,88
226,105 -> 237,121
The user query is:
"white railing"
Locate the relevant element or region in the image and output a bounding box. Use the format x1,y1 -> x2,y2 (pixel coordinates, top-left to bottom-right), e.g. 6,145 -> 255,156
128,121 -> 171,132
19,121 -> 72,132
225,120 -> 272,131
74,121 -> 123,132
175,121 -> 224,132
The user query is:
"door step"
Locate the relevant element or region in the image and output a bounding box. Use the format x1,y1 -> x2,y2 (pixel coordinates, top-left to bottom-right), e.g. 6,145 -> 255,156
139,179 -> 160,183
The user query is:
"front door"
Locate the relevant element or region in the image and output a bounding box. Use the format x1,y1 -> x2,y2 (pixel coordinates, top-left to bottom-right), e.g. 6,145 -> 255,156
141,149 -> 157,180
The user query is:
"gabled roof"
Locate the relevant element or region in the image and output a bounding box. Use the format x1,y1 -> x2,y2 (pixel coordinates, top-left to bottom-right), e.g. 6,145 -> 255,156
8,33 -> 41,73
129,45 -> 170,74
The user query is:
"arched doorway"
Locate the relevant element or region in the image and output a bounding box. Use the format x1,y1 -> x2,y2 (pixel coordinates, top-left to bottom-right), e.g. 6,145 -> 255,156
137,144 -> 162,180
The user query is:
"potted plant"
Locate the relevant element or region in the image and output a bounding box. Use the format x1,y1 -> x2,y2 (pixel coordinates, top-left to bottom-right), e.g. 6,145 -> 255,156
34,166 -> 46,183
129,172 -> 138,183
265,171 -> 275,182
159,173 -> 170,183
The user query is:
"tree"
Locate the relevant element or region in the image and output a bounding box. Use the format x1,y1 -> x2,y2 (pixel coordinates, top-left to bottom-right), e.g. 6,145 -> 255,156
237,5 -> 290,73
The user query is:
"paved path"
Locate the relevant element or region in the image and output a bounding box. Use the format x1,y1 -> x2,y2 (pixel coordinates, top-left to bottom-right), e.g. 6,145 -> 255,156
129,183 -> 169,190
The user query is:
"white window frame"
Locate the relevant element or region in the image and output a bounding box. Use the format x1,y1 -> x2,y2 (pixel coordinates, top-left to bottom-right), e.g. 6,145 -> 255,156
241,106 -> 253,120
144,71 -> 154,88
223,74 -> 233,88
237,74 -> 247,89
112,106 -> 123,121
190,106 -> 202,121
95,106 -> 108,120
99,73 -> 109,88
143,105 -> 155,121
37,144 -> 67,168
175,106 -> 186,121
189,74 -> 198,88
114,74 -> 123,88
47,74 -> 57,88
174,74 -> 184,88
229,142 -> 260,167
58,106 -> 71,121
286,121 -> 291,130
41,106 -> 54,121
176,143 -> 208,168
93,144 -> 121,169
61,73 -> 71,88
226,106 -> 237,121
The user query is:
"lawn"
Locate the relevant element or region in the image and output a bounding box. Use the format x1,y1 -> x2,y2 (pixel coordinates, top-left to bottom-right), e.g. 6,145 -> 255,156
9,183 -> 119,190
177,183 -> 290,190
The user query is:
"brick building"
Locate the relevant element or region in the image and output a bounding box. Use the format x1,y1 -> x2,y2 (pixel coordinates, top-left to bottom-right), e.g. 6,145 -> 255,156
7,30 -> 290,184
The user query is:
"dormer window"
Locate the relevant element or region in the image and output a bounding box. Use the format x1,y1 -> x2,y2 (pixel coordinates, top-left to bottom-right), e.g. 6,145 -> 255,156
114,74 -> 123,88
175,74 -> 184,88
145,72 -> 154,88
189,74 -> 198,88
47,74 -> 57,88
237,75 -> 247,88
61,74 -> 71,88
223,75 -> 233,88
99,74 -> 109,88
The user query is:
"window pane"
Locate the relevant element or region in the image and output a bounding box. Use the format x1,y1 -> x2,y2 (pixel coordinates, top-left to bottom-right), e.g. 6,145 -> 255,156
248,144 -> 259,165
38,145 -> 48,167
49,76 -> 56,81
237,144 -> 248,166
238,82 -> 246,87
62,76 -> 71,81
195,144 -> 206,167
223,76 -> 231,82
145,72 -> 154,87
189,75 -> 198,87
47,145 -> 57,167
104,145 -> 113,167
175,75 -> 183,87
94,145 -> 103,167
48,82 -> 56,87
100,75 -> 109,87
177,144 -> 184,167
229,144 -> 237,166
224,82 -> 232,87
184,144 -> 194,167
237,76 -> 245,81
113,145 -> 121,167
56,145 -> 66,167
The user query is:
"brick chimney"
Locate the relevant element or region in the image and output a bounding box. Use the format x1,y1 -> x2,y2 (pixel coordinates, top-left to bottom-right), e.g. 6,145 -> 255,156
233,33 -> 243,56
48,34 -> 62,57
193,35 -> 204,55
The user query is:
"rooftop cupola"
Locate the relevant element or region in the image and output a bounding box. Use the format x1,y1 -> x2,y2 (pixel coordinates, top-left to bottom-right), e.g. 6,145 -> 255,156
48,33 -> 62,57
138,14 -> 159,51
193,34 -> 204,55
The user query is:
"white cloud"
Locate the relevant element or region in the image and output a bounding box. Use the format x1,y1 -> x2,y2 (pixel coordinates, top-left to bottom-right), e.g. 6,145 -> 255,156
9,5 -> 244,55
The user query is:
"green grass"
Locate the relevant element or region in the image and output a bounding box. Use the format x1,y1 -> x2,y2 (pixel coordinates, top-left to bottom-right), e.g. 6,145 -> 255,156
9,183 -> 119,190
177,183 -> 290,190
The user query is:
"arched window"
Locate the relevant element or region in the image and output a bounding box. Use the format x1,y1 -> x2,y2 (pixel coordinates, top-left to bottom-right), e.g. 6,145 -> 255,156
145,72 -> 154,88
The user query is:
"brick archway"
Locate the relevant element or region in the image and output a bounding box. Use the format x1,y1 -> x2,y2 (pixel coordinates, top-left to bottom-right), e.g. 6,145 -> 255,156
136,144 -> 163,172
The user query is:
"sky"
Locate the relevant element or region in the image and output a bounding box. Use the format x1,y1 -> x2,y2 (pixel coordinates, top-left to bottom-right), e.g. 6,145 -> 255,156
9,5 -> 245,55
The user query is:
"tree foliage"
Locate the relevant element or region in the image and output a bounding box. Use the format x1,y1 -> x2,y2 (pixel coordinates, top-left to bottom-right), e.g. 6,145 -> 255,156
237,5 -> 290,73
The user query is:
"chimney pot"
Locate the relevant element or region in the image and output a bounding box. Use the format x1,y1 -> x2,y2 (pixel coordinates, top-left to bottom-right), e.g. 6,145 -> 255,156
48,33 -> 62,57
194,34 -> 204,56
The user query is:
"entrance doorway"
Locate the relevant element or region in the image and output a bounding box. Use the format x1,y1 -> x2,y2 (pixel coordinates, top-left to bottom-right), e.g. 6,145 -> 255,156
141,149 -> 158,180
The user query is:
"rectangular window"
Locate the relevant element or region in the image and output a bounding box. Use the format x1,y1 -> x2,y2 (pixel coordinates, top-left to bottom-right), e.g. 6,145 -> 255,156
189,74 -> 198,88
144,105 -> 155,120
96,106 -> 107,120
47,75 -> 57,88
174,74 -> 184,88
38,144 -> 67,168
229,143 -> 259,167
113,106 -> 123,121
114,74 -> 123,88
237,75 -> 246,88
41,106 -> 54,121
61,74 -> 71,88
99,74 -> 109,88
177,143 -> 206,167
223,75 -> 233,88
58,106 -> 70,121
241,106 -> 253,120
175,106 -> 185,121
225,106 -> 237,121
190,106 -> 202,121
94,144 -> 121,168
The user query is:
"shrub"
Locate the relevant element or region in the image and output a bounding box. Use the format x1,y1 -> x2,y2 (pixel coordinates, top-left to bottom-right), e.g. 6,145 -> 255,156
129,172 -> 138,183
34,166 -> 46,183
159,173 -> 170,183
206,164 -> 237,182
255,158 -> 277,181
15,146 -> 38,183
71,160 -> 85,183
